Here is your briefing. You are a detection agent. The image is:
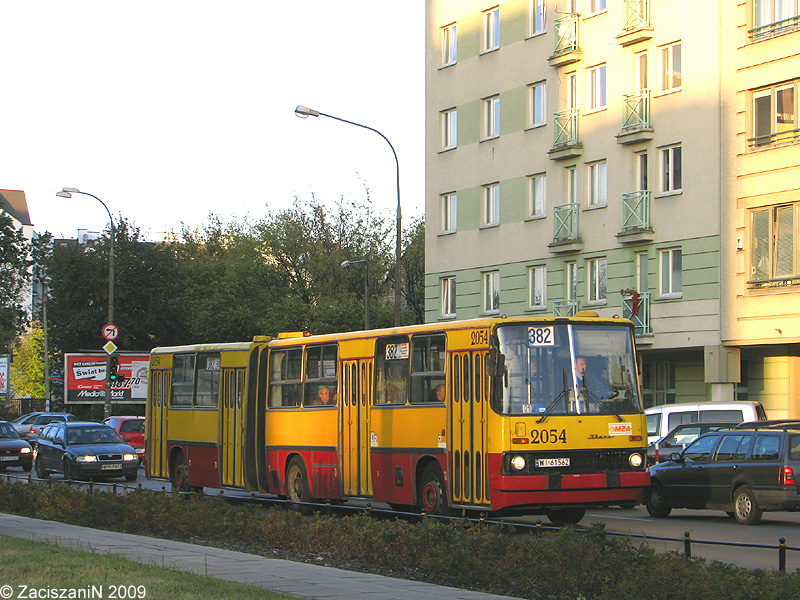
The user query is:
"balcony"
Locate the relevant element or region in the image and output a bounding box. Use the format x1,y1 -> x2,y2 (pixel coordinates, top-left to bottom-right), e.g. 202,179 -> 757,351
616,90 -> 654,145
548,203 -> 582,253
617,0 -> 653,46
548,14 -> 581,67
621,291 -> 652,337
549,109 -> 582,160
554,300 -> 579,317
749,14 -> 800,40
616,190 -> 654,244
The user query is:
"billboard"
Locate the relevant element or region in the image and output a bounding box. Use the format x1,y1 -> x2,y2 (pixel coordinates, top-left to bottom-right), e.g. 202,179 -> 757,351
0,355 -> 8,396
65,353 -> 150,404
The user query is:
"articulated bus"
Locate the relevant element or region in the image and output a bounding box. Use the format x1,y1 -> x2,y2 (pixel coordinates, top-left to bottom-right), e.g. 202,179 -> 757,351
146,315 -> 649,524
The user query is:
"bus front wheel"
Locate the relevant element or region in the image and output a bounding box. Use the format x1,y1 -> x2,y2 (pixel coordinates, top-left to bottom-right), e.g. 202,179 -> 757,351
420,465 -> 451,516
545,507 -> 586,526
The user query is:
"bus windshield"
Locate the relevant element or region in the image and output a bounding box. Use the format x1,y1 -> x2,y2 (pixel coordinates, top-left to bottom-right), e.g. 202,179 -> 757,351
491,323 -> 642,417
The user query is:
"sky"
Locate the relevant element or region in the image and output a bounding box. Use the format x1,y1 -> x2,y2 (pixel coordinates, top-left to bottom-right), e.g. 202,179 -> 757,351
1,1 -> 425,240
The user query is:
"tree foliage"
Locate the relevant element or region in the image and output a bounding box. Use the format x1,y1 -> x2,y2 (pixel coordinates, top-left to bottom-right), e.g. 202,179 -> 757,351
10,324 -> 45,398
0,208 -> 31,352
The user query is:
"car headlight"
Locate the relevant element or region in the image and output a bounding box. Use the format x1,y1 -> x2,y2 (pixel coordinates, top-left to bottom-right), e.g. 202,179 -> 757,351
20,447 -> 31,454
123,454 -> 137,462
76,455 -> 98,463
510,455 -> 527,471
629,453 -> 643,468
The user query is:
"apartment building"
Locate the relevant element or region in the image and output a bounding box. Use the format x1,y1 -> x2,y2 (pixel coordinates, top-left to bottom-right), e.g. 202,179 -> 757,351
425,0 -> 800,416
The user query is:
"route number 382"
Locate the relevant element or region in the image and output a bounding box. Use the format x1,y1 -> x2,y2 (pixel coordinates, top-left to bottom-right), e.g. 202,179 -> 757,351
528,326 -> 554,346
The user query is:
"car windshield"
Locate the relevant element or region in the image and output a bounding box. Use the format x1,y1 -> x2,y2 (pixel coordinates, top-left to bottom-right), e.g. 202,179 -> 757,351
0,424 -> 20,439
491,323 -> 642,417
66,426 -> 124,445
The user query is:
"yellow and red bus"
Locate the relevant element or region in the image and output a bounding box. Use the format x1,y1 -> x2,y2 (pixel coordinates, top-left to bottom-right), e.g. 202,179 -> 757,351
146,315 -> 649,524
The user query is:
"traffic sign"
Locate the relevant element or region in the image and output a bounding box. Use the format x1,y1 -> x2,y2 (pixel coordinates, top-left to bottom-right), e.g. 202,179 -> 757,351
103,341 -> 118,355
102,323 -> 119,341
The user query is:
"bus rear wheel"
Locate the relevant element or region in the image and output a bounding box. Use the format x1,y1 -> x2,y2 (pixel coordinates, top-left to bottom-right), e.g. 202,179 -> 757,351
420,465 -> 451,516
545,507 -> 586,526
287,457 -> 312,513
171,451 -> 191,493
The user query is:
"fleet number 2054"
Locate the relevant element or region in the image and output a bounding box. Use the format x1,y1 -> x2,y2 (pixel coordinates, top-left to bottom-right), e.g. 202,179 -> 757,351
531,429 -> 567,444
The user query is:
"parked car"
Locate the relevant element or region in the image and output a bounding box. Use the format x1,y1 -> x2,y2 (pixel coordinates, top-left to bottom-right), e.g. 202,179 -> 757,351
645,401 -> 767,445
34,422 -> 139,482
645,426 -> 800,524
21,412 -> 78,443
10,412 -> 47,437
0,421 -> 33,472
647,421 -> 738,465
102,416 -> 145,464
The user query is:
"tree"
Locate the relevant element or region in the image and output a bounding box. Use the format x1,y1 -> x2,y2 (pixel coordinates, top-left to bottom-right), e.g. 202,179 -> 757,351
0,208 -> 31,352
401,216 -> 425,324
9,324 -> 45,399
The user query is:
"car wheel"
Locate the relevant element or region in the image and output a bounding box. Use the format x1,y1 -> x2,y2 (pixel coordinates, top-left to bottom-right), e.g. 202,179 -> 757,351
171,451 -> 191,493
63,459 -> 78,481
419,464 -> 452,516
645,483 -> 672,518
286,456 -> 312,514
546,507 -> 586,526
733,486 -> 762,525
125,473 -> 137,482
35,458 -> 48,480
22,463 -> 32,473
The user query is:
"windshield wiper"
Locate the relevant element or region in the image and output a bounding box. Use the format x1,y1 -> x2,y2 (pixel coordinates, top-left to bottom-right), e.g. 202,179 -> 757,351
581,381 -> 624,422
537,368 -> 569,423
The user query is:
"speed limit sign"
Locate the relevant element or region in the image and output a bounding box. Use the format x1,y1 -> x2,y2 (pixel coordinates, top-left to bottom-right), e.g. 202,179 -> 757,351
102,323 -> 119,341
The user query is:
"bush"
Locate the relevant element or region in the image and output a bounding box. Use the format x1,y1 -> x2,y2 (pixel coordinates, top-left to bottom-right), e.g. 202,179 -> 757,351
0,480 -> 798,600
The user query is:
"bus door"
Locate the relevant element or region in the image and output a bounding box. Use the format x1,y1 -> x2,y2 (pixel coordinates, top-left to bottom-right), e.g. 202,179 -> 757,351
449,351 -> 489,506
341,360 -> 373,497
220,369 -> 245,487
148,367 -> 169,479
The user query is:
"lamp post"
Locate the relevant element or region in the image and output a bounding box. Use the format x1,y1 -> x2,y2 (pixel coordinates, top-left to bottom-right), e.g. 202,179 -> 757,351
341,259 -> 370,330
34,270 -> 51,411
56,187 -> 115,419
295,105 -> 402,326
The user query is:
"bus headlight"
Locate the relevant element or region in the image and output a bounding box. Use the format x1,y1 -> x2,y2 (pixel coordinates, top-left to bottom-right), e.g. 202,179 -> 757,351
629,453 -> 643,468
510,455 -> 527,471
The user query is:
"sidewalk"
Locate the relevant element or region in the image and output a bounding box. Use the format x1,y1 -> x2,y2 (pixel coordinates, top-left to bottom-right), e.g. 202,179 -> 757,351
0,513 -> 523,600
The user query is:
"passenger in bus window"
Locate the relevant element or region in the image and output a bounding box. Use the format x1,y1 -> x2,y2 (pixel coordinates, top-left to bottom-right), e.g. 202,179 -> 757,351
432,383 -> 446,403
317,386 -> 334,405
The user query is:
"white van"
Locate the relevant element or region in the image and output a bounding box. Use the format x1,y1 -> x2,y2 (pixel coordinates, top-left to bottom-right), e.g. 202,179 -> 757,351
645,401 -> 767,445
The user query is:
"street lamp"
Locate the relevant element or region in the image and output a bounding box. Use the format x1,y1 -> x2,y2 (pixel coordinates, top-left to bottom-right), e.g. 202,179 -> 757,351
33,270 -> 51,410
56,187 -> 115,419
341,260 -> 370,331
295,105 -> 402,326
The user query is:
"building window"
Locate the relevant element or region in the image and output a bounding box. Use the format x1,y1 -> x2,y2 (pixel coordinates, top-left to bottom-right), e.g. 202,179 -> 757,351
484,95 -> 500,139
587,257 -> 607,303
660,248 -> 682,298
660,144 -> 682,194
441,192 -> 457,233
635,50 -> 648,90
529,81 -> 547,127
484,7 -> 500,52
441,276 -> 457,317
641,361 -> 676,408
565,261 -> 578,301
566,166 -> 577,204
442,23 -> 457,66
589,0 -> 607,15
637,251 -> 649,292
588,160 -> 607,206
751,204 -> 798,285
751,81 -> 798,148
659,42 -> 681,93
636,151 -> 649,190
753,0 -> 800,37
528,173 -> 546,217
441,108 -> 457,150
531,0 -> 546,35
483,183 -> 500,226
529,265 -> 547,309
588,64 -> 606,110
483,270 -> 500,314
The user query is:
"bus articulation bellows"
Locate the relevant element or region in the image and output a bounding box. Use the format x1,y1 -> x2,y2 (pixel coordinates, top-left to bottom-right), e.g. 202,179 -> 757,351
146,315 -> 649,525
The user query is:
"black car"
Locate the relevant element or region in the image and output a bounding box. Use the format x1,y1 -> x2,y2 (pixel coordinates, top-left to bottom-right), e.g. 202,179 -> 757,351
647,421 -> 737,465
0,421 -> 33,472
34,422 -> 139,482
646,426 -> 800,524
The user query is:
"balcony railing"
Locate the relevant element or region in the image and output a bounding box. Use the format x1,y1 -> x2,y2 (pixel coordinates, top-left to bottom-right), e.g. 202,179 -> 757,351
621,0 -> 650,32
553,203 -> 579,243
553,109 -> 580,149
553,13 -> 579,55
622,291 -> 651,335
621,89 -> 651,133
748,128 -> 800,149
749,14 -> 800,40
554,300 -> 579,317
621,190 -> 651,232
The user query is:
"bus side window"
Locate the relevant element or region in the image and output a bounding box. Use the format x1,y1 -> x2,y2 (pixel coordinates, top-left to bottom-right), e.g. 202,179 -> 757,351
269,348 -> 302,407
375,336 -> 410,405
172,354 -> 195,406
304,344 -> 338,406
410,334 -> 446,404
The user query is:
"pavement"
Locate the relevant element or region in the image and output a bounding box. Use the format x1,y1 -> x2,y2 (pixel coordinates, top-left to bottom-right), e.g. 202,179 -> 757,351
0,513 -> 524,600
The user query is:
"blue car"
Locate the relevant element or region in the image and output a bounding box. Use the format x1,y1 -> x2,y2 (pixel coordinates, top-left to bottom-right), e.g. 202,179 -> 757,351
34,422 -> 139,482
0,421 -> 33,472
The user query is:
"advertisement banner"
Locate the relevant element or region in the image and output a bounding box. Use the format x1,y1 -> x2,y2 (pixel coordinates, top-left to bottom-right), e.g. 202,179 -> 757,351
0,355 -> 8,395
65,353 -> 150,404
